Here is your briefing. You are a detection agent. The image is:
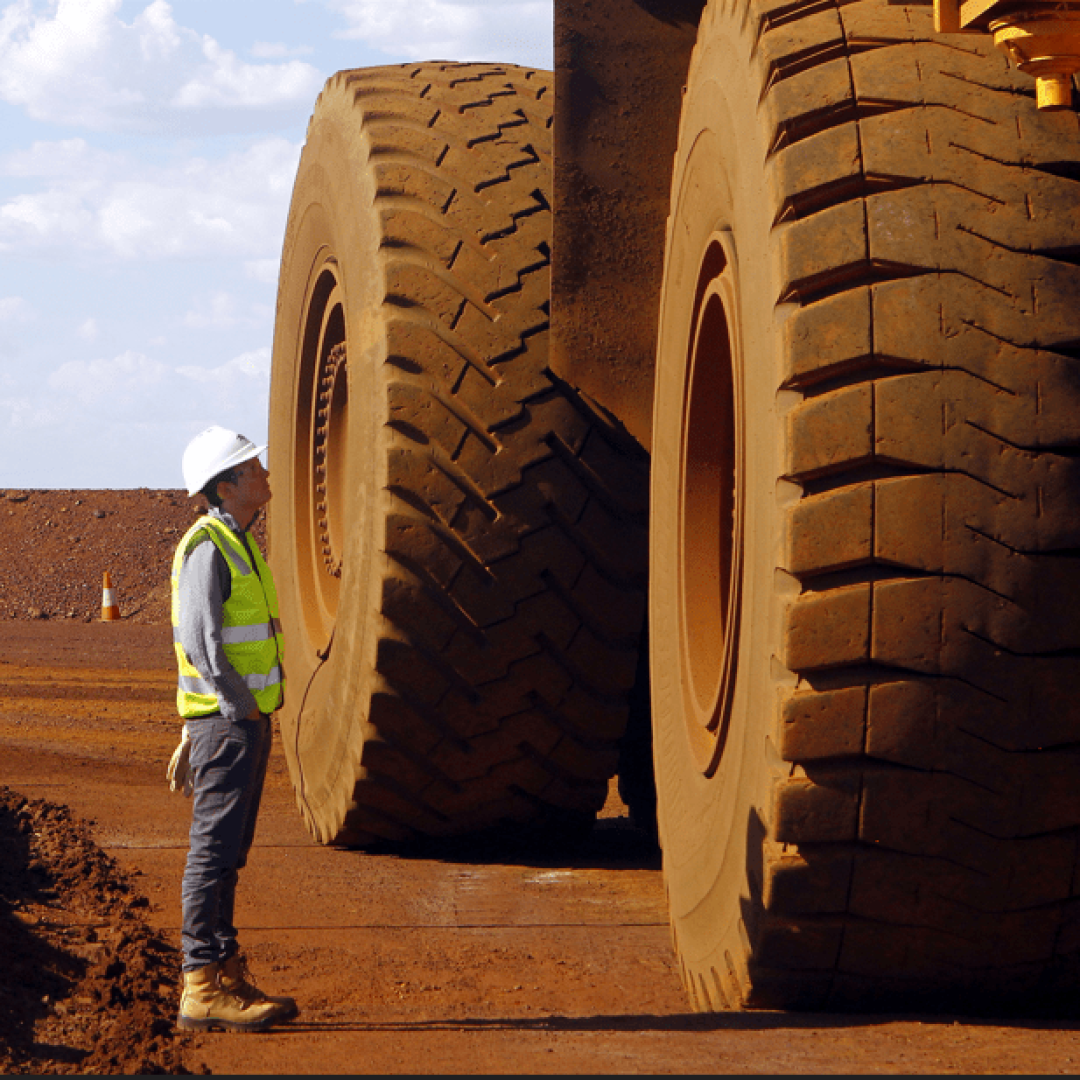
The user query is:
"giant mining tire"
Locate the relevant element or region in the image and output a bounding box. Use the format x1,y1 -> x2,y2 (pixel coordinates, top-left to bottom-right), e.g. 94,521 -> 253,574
651,0 -> 1080,1011
269,63 -> 648,847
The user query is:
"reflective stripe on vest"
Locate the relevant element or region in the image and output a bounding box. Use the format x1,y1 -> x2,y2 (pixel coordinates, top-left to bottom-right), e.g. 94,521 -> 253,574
177,664 -> 284,697
172,618 -> 282,646
171,514 -> 285,719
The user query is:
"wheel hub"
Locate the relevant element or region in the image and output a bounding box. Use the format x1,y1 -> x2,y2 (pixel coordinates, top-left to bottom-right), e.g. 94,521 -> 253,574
677,239 -> 743,776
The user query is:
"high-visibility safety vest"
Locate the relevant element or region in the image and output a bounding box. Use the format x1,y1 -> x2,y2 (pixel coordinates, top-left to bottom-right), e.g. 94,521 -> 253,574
170,514 -> 284,719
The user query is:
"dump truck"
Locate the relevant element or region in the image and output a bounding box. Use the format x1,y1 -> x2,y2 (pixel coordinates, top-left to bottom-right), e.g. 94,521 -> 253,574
267,0 -> 1080,1011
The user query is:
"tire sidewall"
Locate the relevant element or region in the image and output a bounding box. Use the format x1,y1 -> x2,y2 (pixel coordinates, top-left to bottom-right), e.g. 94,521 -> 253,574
650,10 -> 794,996
269,94 -> 386,839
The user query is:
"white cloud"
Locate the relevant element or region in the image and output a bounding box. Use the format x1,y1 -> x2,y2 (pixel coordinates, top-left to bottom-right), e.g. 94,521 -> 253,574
184,290 -> 273,330
0,391 -> 56,429
47,349 -> 168,408
177,347 -> 271,413
175,38 -> 321,111
14,346 -> 269,446
179,347 -> 270,385
42,345 -> 271,416
0,0 -> 323,131
0,296 -> 33,323
77,317 -> 99,341
322,0 -> 552,66
0,355 -> 270,486
0,136 -> 301,261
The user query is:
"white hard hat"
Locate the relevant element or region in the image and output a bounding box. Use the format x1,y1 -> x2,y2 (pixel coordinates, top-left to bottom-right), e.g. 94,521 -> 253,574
182,426 -> 266,496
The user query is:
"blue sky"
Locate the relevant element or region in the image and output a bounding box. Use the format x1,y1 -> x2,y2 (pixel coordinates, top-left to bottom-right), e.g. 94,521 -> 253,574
0,0 -> 551,487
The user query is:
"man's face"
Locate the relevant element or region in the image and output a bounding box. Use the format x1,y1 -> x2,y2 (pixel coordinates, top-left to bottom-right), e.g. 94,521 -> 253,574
222,456 -> 271,516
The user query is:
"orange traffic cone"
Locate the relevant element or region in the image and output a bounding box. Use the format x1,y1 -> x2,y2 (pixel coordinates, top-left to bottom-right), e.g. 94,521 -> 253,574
101,571 -> 120,621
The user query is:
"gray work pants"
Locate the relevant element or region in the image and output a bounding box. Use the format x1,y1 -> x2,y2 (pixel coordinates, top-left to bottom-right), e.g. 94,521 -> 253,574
181,713 -> 271,972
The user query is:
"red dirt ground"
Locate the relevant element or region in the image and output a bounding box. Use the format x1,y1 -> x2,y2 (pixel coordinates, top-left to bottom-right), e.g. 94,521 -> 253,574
3,490 -> 1080,1074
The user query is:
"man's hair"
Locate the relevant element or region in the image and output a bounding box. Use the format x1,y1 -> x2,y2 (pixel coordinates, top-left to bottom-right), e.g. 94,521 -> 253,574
200,466 -> 239,508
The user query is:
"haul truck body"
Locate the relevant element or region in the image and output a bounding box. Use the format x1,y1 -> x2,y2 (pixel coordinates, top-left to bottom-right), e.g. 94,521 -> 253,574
269,0 -> 1080,1010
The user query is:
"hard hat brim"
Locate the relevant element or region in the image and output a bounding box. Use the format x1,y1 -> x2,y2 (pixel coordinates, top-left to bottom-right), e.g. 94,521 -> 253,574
184,440 -> 266,496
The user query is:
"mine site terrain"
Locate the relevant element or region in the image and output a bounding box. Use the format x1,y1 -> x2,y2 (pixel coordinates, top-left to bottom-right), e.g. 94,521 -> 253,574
1,489 -> 1079,1073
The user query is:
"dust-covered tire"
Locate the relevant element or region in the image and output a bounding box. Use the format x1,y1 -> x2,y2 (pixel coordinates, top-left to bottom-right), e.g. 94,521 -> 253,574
651,0 -> 1080,1011
269,63 -> 648,846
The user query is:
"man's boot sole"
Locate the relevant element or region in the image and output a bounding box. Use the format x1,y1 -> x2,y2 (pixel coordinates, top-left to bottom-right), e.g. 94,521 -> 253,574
176,1012 -> 281,1033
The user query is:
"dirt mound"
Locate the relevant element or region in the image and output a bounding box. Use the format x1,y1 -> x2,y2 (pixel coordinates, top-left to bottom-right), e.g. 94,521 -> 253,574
0,490 -> 267,625
0,787 -> 192,1074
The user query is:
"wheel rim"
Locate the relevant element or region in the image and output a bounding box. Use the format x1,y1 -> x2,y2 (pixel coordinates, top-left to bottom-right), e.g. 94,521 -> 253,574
295,255 -> 350,650
677,238 -> 743,776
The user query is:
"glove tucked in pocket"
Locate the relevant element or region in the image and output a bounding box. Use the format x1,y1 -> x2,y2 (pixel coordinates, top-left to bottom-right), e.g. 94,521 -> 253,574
166,727 -> 194,797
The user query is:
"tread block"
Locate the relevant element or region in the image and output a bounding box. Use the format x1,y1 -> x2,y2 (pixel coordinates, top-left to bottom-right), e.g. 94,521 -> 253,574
779,198 -> 866,299
875,475 -> 1080,647
780,685 -> 866,760
487,523 -> 589,607
865,187 -> 1080,330
874,469 -> 1080,562
873,572 -> 1080,662
867,679 -> 1080,840
763,56 -> 855,152
840,0 -> 935,43
774,772 -> 860,843
754,9 -> 846,96
785,384 -> 873,480
859,111 -> 1080,254
849,39 -> 1020,110
872,273 -> 1080,368
850,846 -> 1070,963
764,848 -> 854,914
780,282 -> 872,388
785,583 -> 871,671
387,445 -> 470,531
768,123 -> 861,223
787,483 -> 873,576
873,372 -> 1080,506
379,202 -> 468,267
859,769 -> 1021,864
753,914 -> 845,971
380,574 -> 461,654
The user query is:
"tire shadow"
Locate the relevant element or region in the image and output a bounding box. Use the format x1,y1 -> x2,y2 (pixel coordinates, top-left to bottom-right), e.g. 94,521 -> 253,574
251,1009 -> 1080,1035
358,814 -> 661,873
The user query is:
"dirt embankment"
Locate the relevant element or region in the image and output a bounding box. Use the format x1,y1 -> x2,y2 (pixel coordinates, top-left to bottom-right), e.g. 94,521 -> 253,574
0,490 -> 266,625
0,788 -> 188,1075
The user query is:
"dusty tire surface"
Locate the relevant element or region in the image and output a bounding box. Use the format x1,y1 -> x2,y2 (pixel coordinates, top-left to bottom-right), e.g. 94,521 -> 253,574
651,0 -> 1080,1011
269,63 -> 648,847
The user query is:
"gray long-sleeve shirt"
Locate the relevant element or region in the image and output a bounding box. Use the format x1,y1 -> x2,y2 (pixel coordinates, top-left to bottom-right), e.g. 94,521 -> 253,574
175,507 -> 264,721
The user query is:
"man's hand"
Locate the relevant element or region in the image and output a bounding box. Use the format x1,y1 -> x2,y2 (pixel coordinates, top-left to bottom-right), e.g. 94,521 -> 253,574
167,727 -> 194,797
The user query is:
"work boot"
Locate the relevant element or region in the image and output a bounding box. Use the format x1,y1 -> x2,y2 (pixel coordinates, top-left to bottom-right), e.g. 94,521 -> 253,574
219,954 -> 299,1021
177,962 -> 288,1032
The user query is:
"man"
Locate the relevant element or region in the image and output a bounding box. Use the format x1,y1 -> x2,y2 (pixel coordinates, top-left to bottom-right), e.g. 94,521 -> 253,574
166,425 -> 297,1032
